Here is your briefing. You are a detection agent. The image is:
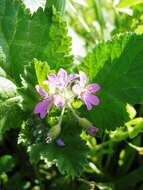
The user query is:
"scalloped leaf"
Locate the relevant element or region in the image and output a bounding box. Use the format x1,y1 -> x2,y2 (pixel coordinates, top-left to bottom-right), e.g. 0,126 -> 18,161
79,33 -> 143,130
0,0 -> 72,83
30,117 -> 88,177
19,62 -> 39,112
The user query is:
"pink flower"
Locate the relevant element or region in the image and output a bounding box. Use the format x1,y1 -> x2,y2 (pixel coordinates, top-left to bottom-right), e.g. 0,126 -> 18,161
34,85 -> 52,119
33,68 -> 101,145
34,85 -> 64,119
48,68 -> 68,89
72,71 -> 100,110
34,99 -> 52,119
47,68 -> 79,91
34,69 -> 100,120
54,95 -> 65,108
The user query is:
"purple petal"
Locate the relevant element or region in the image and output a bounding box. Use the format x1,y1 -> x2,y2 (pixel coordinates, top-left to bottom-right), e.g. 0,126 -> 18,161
69,73 -> 79,80
88,94 -> 100,106
86,126 -> 99,137
56,138 -> 65,147
79,71 -> 87,88
84,100 -> 93,110
54,96 -> 65,107
81,93 -> 100,110
72,84 -> 81,95
86,83 -> 100,93
35,85 -> 48,97
57,68 -> 68,87
34,99 -> 51,119
81,92 -> 93,110
48,74 -> 57,83
58,68 -> 68,80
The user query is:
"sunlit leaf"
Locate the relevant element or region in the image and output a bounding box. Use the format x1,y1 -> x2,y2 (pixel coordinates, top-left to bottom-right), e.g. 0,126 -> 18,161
79,33 -> 143,129
117,0 -> 143,8
0,0 -> 72,84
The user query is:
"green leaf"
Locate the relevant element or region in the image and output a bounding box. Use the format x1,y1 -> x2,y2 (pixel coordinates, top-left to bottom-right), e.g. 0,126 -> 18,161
0,46 -> 6,68
30,117 -> 88,177
0,76 -> 21,117
135,25 -> 143,35
0,71 -> 23,138
0,155 -> 15,173
46,0 -> 66,15
0,0 -> 72,83
117,0 -> 143,8
19,62 -> 39,112
126,104 -> 136,120
0,45 -> 23,139
34,59 -> 50,87
0,45 -> 7,76
114,164 -> 143,190
0,106 -> 24,140
80,33 -> 143,129
23,0 -> 66,15
0,67 -> 6,77
19,59 -> 61,113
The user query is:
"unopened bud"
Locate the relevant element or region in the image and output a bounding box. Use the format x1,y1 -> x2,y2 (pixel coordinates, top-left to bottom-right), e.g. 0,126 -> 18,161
139,149 -> 143,155
78,117 -> 99,137
78,117 -> 93,129
86,126 -> 99,137
56,138 -> 65,147
47,124 -> 61,142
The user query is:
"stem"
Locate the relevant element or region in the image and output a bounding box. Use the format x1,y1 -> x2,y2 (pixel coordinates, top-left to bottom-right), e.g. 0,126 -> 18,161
67,1 -> 90,33
58,106 -> 65,126
105,145 -> 114,170
78,178 -> 91,186
68,104 -> 81,120
93,0 -> 105,39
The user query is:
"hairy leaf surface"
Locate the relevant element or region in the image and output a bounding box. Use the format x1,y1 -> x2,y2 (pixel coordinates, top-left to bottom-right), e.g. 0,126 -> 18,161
0,0 -> 72,83
79,34 -> 143,129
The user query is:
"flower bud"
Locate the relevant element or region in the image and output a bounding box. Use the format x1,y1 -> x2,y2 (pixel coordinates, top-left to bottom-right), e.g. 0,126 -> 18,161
78,117 -> 93,129
56,138 -> 65,147
86,126 -> 99,137
78,117 -> 99,137
47,124 -> 61,142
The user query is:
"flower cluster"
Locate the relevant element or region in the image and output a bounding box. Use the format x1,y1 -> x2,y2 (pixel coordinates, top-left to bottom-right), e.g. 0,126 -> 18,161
34,68 -> 100,146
